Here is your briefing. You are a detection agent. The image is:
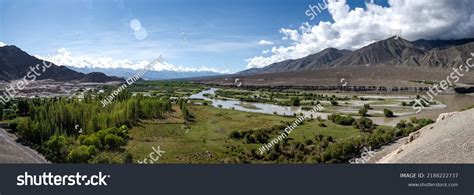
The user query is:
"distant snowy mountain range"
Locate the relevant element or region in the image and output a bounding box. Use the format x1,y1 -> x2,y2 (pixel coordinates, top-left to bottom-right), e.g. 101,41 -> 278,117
66,66 -> 222,80
0,44 -> 222,82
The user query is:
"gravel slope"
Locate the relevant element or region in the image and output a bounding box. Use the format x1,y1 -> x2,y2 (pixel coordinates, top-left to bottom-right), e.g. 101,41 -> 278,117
0,128 -> 48,163
377,109 -> 474,163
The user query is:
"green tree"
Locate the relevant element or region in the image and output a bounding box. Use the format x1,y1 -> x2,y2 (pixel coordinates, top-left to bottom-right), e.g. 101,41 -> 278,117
9,94 -> 170,163
363,104 -> 371,110
384,109 -> 394,117
358,107 -> 368,116
353,117 -> 374,131
0,104 -> 4,120
17,99 -> 30,116
290,97 -> 301,106
44,134 -> 70,163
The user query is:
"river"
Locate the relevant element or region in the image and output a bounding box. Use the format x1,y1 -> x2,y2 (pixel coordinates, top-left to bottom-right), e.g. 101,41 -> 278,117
189,88 -> 474,127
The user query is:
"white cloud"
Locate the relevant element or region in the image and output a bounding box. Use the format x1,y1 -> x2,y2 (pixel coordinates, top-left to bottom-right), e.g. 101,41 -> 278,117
280,29 -> 300,41
36,48 -> 229,73
258,40 -> 274,45
0,41 -> 6,47
246,0 -> 474,68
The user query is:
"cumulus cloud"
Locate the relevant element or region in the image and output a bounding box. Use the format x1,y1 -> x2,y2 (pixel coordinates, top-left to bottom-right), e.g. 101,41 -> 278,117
0,41 -> 6,47
36,48 -> 229,73
258,40 -> 274,45
246,0 -> 474,68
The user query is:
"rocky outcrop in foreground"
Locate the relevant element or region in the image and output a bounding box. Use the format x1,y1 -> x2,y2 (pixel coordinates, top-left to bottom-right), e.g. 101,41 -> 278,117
377,109 -> 474,163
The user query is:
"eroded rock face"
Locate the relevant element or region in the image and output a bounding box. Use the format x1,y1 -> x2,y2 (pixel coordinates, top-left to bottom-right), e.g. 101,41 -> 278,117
436,112 -> 460,123
406,131 -> 421,144
377,108 -> 474,163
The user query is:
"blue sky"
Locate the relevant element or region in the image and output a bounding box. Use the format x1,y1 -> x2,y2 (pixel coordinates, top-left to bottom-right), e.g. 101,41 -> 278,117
3,0 -> 471,73
0,0 -> 392,73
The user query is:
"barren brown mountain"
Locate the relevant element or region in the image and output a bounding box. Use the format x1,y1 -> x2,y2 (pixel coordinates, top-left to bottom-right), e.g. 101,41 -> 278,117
197,37 -> 474,89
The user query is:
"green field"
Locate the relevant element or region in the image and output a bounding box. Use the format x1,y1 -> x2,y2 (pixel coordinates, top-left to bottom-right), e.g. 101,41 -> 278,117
123,104 -> 363,163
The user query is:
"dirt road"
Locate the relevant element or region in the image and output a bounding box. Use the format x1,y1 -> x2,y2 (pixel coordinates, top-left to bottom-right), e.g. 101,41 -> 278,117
0,128 -> 48,163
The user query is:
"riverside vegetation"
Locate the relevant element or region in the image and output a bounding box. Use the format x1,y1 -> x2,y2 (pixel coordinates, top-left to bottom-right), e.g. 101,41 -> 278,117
4,89 -> 175,163
0,81 -> 440,163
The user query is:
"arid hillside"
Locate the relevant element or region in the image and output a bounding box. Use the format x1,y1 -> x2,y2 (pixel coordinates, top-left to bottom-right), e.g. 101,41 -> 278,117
194,66 -> 474,90
377,108 -> 474,163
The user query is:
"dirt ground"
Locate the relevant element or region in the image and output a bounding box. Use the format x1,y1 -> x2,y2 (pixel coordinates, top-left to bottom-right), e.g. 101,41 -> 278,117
192,66 -> 474,88
0,128 -> 48,163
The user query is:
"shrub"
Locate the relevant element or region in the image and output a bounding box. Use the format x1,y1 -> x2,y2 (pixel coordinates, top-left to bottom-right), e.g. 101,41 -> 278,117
353,117 -> 374,131
290,97 -> 301,106
383,109 -> 394,117
396,120 -> 407,129
82,135 -> 102,149
328,114 -> 355,126
325,136 -> 334,142
229,131 -> 243,139
363,104 -> 371,110
315,133 -> 324,141
67,145 -> 97,163
358,107 -> 368,116
244,131 -> 269,144
104,134 -> 125,150
123,152 -> 134,163
416,118 -> 434,128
